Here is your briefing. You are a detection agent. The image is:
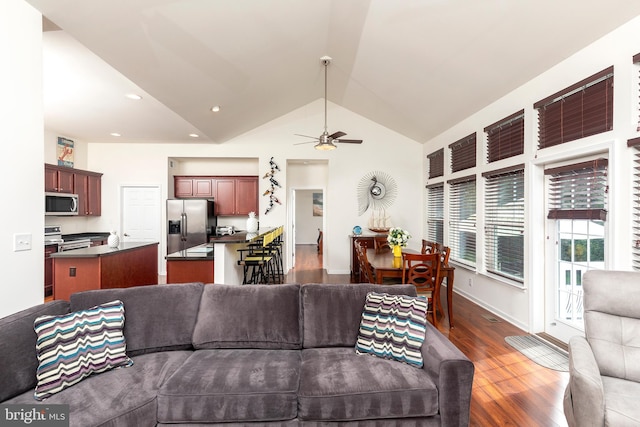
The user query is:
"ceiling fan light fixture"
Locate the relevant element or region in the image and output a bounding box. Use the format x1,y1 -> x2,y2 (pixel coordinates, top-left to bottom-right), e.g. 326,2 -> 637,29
315,141 -> 336,151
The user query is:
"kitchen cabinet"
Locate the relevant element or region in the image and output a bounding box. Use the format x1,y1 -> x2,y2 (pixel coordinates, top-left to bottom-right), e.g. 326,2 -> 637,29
174,176 -> 214,198
45,164 -> 75,193
45,244 -> 57,298
174,175 -> 258,216
44,164 -> 102,216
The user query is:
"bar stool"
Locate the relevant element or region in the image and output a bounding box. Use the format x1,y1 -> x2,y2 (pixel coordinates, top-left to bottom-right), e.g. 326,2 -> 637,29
237,232 -> 275,284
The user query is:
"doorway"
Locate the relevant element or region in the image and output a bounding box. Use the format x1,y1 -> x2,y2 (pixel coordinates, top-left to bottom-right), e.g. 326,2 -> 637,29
120,185 -> 163,273
292,188 -> 324,270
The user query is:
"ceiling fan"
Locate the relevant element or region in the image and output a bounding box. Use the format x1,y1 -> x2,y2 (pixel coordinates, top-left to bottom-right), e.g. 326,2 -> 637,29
295,56 -> 363,150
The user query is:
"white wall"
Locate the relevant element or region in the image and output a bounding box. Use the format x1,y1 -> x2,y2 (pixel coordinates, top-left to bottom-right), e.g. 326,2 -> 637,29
86,100 -> 424,275
0,0 -> 44,318
294,190 -> 324,244
423,15 -> 640,331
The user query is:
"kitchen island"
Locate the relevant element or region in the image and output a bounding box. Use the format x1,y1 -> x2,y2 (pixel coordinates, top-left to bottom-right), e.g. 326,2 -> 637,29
209,227 -> 277,285
51,242 -> 158,301
165,243 -> 214,284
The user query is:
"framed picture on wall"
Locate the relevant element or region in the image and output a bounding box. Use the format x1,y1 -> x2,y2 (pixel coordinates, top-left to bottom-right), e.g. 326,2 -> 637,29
57,137 -> 74,167
313,192 -> 323,216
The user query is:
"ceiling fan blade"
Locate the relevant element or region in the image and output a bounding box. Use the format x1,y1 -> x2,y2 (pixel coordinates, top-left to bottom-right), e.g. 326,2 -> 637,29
335,139 -> 363,144
328,131 -> 347,139
294,133 -> 319,139
294,140 -> 319,145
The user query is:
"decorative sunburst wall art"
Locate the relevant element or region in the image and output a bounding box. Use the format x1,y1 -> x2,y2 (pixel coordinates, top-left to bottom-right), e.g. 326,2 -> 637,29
357,170 -> 398,216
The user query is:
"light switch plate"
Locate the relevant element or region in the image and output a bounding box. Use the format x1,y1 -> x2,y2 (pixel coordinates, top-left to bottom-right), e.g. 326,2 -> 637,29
13,233 -> 32,252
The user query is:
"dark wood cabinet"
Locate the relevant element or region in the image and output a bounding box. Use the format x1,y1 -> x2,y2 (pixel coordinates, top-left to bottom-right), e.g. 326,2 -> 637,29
45,164 -> 102,216
45,164 -> 75,193
45,244 -> 57,298
174,175 -> 258,216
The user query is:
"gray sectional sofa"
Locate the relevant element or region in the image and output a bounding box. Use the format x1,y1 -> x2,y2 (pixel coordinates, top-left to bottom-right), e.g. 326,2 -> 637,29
0,282 -> 474,426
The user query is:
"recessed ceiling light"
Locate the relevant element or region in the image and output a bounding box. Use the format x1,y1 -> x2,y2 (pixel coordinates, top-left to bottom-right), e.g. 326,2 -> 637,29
110,132 -> 121,137
125,93 -> 142,100
210,105 -> 221,112
189,133 -> 199,138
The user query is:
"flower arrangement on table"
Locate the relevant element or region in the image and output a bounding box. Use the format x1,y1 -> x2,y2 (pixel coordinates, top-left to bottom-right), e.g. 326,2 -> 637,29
387,227 -> 411,248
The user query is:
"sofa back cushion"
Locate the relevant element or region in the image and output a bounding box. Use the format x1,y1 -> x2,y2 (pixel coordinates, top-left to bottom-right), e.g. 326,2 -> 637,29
301,283 -> 417,348
193,284 -> 301,349
0,300 -> 70,401
584,270 -> 640,382
70,283 -> 204,356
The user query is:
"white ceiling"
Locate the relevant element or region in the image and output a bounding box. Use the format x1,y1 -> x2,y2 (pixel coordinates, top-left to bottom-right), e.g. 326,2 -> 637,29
25,0 -> 640,144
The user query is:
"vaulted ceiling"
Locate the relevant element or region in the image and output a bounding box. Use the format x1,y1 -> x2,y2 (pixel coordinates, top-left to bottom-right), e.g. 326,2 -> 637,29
24,0 -> 640,144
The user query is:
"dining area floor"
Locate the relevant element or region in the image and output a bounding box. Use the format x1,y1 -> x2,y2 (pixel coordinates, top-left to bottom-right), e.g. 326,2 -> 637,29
289,244 -> 570,426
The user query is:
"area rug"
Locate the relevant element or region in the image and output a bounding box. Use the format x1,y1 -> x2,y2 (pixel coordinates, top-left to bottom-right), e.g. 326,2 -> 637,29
505,335 -> 569,372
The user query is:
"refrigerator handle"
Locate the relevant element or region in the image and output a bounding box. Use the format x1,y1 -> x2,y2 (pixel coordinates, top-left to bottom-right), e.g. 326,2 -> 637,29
181,213 -> 187,241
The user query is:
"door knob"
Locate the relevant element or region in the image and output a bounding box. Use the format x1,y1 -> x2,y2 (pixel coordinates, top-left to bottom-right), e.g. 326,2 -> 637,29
123,233 -> 130,237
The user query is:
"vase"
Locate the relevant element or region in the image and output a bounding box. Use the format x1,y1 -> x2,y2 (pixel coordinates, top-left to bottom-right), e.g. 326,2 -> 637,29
107,231 -> 120,248
246,212 -> 259,233
393,245 -> 402,258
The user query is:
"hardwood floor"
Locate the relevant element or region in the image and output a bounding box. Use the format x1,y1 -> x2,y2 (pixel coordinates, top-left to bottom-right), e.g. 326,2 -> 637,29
289,244 -> 569,427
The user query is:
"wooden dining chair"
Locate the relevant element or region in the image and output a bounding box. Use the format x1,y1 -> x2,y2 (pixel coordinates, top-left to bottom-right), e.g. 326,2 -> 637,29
402,252 -> 441,326
374,236 -> 391,254
355,241 -> 376,284
421,239 -> 437,254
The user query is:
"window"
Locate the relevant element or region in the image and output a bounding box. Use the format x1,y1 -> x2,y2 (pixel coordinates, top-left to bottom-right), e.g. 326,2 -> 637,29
448,176 -> 476,266
426,184 -> 444,243
628,138 -> 640,270
483,165 -> 525,282
534,67 -> 613,149
485,110 -> 524,163
545,159 -> 608,220
450,133 -> 476,173
634,53 -> 640,131
427,148 -> 444,179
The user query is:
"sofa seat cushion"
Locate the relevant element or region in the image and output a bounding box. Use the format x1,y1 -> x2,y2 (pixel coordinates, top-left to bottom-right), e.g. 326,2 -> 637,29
298,347 -> 438,421
4,350 -> 192,427
602,375 -> 640,425
158,349 -> 301,423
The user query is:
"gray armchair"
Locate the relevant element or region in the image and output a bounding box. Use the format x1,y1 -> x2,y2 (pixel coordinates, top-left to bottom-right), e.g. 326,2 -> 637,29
564,270 -> 640,426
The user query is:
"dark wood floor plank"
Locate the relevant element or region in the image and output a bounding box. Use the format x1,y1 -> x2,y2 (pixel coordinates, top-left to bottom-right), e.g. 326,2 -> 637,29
290,244 -> 569,427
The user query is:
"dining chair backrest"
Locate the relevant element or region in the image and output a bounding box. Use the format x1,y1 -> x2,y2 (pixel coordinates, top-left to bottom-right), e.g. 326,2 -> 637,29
421,239 -> 437,254
374,236 -> 391,254
402,252 -> 440,325
355,241 -> 375,284
434,243 -> 451,265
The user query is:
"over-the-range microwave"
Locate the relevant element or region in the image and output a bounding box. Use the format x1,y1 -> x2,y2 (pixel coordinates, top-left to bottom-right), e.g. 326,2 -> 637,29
45,192 -> 79,216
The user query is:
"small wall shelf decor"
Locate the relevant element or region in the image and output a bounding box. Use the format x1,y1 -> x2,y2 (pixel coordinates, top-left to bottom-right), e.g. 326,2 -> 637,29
262,157 -> 281,215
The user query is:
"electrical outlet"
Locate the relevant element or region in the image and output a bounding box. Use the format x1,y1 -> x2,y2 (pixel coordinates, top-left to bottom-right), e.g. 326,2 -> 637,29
13,233 -> 32,252
69,267 -> 76,277
468,278 -> 473,287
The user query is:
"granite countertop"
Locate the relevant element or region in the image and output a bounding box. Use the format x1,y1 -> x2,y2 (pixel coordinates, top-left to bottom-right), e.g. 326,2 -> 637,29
51,241 -> 159,258
209,227 -> 277,244
166,243 -> 214,260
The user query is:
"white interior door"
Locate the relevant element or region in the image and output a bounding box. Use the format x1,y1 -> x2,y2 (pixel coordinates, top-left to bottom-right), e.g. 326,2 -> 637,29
121,185 -> 162,271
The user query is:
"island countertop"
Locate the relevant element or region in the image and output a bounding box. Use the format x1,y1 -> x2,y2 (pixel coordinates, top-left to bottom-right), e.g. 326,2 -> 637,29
51,241 -> 159,259
209,227 -> 276,244
166,243 -> 214,260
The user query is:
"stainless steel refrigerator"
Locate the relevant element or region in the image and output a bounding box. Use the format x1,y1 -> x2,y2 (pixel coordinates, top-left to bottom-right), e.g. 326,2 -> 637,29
167,199 -> 216,254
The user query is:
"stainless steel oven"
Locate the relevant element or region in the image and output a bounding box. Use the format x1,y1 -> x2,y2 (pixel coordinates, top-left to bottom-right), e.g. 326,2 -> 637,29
58,238 -> 91,251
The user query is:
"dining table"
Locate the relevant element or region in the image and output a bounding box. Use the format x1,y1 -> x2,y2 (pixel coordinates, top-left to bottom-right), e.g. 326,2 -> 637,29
366,248 -> 457,327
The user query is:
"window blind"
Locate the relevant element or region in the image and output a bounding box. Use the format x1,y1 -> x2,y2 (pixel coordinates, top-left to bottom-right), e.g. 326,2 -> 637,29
426,183 -> 444,243
483,166 -> 525,282
450,133 -> 476,173
485,110 -> 524,163
545,159 -> 608,220
427,148 -> 444,179
447,176 -> 476,266
628,138 -> 640,270
534,67 -> 613,149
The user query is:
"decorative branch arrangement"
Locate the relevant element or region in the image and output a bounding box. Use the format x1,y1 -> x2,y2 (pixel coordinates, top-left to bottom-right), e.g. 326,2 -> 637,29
262,157 -> 281,215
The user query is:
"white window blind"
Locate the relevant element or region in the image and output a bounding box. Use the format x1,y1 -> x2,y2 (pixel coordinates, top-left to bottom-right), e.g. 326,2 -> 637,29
426,184 -> 444,243
448,176 -> 476,266
483,166 -> 525,282
629,139 -> 640,270
545,159 -> 608,220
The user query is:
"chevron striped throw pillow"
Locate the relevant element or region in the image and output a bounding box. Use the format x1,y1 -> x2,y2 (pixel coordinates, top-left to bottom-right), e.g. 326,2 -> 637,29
33,300 -> 133,400
355,292 -> 428,368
